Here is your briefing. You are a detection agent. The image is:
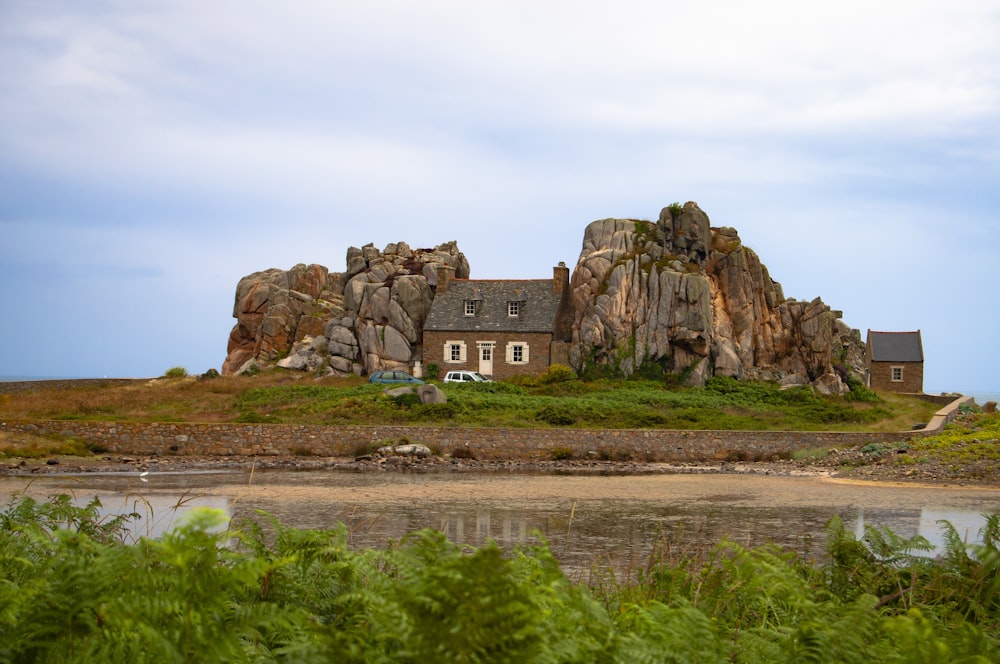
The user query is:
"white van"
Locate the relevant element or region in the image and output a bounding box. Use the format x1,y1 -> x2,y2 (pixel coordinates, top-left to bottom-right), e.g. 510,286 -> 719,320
443,371 -> 493,383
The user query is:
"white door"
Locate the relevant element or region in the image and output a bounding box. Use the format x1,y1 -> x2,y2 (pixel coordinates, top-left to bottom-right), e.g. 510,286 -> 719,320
478,342 -> 494,376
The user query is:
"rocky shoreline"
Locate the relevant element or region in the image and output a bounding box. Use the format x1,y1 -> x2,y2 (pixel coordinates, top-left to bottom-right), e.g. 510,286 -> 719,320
3,449 -> 997,488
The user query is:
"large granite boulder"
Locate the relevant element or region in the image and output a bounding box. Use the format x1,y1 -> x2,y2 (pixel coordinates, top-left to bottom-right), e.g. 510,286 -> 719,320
565,202 -> 863,391
222,264 -> 344,375
222,242 -> 468,375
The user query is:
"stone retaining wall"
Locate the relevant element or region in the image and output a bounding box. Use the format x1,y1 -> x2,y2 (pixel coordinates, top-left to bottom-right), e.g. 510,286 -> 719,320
0,396 -> 971,463
0,419 -> 910,461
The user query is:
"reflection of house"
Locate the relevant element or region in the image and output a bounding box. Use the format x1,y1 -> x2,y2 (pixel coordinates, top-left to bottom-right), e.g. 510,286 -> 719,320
422,264 -> 570,380
865,330 -> 924,393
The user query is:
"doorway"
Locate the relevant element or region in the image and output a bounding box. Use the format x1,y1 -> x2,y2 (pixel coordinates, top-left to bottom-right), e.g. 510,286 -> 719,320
477,342 -> 495,377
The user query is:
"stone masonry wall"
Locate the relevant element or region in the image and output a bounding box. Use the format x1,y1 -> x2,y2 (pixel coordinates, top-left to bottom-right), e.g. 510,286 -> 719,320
869,361 -> 924,393
423,330 -> 553,380
0,420 -> 930,463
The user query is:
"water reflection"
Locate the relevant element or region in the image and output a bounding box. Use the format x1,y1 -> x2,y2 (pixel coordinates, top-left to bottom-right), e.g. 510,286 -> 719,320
3,470 -> 998,574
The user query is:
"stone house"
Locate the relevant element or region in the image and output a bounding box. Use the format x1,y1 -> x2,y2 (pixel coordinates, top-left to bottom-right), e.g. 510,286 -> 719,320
422,264 -> 571,380
865,330 -> 924,393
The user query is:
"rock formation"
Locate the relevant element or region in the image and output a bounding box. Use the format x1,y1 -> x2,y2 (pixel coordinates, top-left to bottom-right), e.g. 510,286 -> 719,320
222,242 -> 468,376
564,202 -> 864,393
222,202 -> 864,394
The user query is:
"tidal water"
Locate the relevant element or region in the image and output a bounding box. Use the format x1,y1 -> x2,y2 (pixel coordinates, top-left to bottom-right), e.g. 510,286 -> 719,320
3,469 -> 998,575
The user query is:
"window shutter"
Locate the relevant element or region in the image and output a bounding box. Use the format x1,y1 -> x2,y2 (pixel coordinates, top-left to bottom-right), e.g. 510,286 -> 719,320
443,342 -> 451,362
522,343 -> 529,363
505,343 -> 514,363
459,341 -> 467,363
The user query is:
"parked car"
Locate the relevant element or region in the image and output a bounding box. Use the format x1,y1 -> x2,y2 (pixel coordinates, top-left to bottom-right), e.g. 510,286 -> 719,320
443,370 -> 493,383
368,370 -> 424,385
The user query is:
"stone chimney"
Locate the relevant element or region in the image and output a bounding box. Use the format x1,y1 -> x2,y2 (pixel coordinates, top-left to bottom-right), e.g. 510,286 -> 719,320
553,262 -> 570,294
435,265 -> 453,293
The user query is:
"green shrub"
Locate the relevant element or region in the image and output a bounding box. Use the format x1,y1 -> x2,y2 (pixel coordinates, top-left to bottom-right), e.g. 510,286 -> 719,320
236,410 -> 275,423
597,447 -> 630,461
537,364 -> 577,384
410,401 -> 463,421
550,446 -> 574,460
0,435 -> 94,459
791,446 -> 832,461
845,377 -> 883,403
390,391 -> 422,408
163,366 -> 188,378
535,405 -> 576,426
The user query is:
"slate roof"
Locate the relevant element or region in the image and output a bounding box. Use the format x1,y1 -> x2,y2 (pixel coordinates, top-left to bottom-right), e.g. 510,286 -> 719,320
424,279 -> 561,333
867,330 -> 924,362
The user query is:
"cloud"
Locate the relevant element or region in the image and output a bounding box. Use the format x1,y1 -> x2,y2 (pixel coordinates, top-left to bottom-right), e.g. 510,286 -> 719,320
0,1 -> 997,386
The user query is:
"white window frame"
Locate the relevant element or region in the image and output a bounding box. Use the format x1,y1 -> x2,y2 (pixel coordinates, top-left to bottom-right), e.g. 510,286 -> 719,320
464,300 -> 476,316
444,340 -> 467,363
505,341 -> 529,364
890,365 -> 904,382
507,301 -> 520,317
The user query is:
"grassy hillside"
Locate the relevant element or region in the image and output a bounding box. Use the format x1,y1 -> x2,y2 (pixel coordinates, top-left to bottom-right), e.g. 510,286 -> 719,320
0,370 -> 939,432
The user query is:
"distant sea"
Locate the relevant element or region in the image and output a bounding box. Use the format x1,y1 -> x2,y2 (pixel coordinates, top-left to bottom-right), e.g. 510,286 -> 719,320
966,391 -> 1000,405
0,376 -> 92,382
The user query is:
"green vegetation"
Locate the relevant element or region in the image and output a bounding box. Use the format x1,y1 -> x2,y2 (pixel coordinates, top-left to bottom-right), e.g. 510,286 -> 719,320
0,432 -> 102,459
163,366 -> 188,378
911,411 -> 1000,461
1,493 -> 997,662
225,375 -> 904,429
0,373 -> 938,432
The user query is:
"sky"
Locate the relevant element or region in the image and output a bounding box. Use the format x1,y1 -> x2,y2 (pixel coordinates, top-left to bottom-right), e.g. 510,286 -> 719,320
1,1 -> 997,396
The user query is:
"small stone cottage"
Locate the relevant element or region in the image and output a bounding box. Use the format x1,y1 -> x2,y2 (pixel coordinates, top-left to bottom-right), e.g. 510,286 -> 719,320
865,330 -> 924,393
422,264 -> 570,380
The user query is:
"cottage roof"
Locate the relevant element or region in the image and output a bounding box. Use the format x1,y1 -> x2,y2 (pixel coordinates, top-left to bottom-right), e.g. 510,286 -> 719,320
867,330 -> 924,362
424,279 -> 561,333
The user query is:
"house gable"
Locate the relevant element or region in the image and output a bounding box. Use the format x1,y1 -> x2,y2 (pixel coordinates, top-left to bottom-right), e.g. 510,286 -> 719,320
423,274 -> 565,379
865,330 -> 924,393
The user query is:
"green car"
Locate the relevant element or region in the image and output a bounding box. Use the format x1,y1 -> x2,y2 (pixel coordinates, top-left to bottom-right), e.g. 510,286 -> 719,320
368,370 -> 424,385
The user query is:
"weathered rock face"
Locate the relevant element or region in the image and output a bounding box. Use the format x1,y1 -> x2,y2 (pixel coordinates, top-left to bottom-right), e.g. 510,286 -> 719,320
222,202 -> 863,393
566,202 -> 864,391
222,242 -> 468,376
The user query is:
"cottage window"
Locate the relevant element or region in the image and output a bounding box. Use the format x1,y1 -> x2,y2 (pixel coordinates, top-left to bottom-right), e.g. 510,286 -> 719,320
464,300 -> 476,316
891,366 -> 903,382
507,301 -> 520,317
505,341 -> 529,364
445,340 -> 467,363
